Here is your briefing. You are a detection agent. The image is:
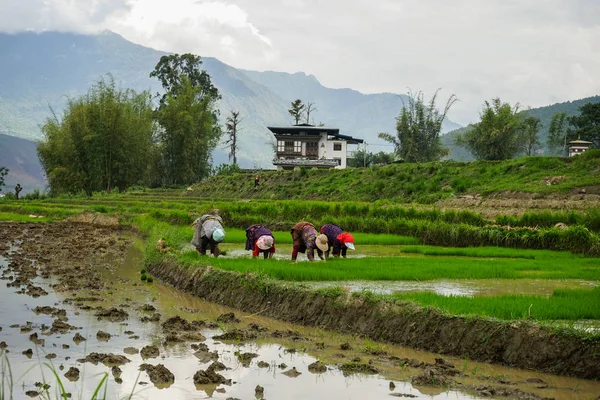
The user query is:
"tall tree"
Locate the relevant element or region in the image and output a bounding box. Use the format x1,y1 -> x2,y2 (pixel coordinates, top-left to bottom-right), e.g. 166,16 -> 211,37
37,75 -> 155,195
150,54 -> 222,185
457,98 -> 524,160
150,54 -> 220,106
520,116 -> 542,156
304,102 -> 317,124
0,167 -> 7,193
567,102 -> 600,148
224,110 -> 241,165
288,99 -> 305,125
548,112 -> 569,156
378,90 -> 457,163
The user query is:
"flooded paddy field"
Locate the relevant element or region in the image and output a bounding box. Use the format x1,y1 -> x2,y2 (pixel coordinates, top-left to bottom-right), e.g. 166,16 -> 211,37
1,221 -> 600,399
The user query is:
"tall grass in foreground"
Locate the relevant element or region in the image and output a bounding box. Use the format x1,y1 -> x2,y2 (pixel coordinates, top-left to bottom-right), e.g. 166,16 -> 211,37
392,287 -> 600,321
0,350 -> 140,400
179,252 -> 600,281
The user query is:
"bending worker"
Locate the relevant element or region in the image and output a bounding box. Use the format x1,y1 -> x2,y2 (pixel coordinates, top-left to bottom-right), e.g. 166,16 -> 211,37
316,223 -> 355,259
290,221 -> 328,261
245,224 -> 276,259
191,213 -> 226,257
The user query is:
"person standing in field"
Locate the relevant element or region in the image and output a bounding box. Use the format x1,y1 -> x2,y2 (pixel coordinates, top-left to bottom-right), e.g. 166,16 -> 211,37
290,221 -> 328,261
191,213 -> 226,257
245,224 -> 276,259
317,223 -> 355,259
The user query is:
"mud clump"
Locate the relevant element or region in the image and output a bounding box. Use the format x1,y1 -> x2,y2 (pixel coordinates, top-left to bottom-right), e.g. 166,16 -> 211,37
193,362 -> 231,385
257,361 -> 270,368
94,307 -> 129,322
140,345 -> 160,359
140,313 -> 161,323
33,306 -> 67,319
308,361 -> 327,373
213,328 -> 257,342
340,342 -> 353,351
340,362 -> 379,376
282,367 -> 302,378
77,352 -> 130,366
140,304 -> 156,312
411,366 -> 454,387
25,285 -> 48,298
96,330 -> 112,341
73,333 -> 86,343
216,312 -> 240,324
64,367 -> 80,382
236,352 -> 259,367
124,347 -> 139,355
140,363 -> 175,387
161,315 -> 205,332
22,348 -> 33,358
49,319 -> 78,334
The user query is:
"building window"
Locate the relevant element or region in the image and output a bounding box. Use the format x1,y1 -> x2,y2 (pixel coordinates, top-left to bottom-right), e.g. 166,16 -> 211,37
333,143 -> 342,151
294,141 -> 302,153
284,141 -> 294,153
277,140 -> 285,152
333,158 -> 342,166
306,141 -> 318,156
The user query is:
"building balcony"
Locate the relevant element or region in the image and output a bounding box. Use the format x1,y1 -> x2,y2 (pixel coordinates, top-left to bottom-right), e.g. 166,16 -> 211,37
272,158 -> 339,169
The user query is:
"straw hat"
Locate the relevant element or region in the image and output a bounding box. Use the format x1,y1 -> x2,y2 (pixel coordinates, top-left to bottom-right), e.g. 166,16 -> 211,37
315,234 -> 329,252
256,235 -> 274,250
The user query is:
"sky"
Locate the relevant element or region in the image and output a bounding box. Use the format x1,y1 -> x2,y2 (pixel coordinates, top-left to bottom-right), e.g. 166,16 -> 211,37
1,0 -> 599,125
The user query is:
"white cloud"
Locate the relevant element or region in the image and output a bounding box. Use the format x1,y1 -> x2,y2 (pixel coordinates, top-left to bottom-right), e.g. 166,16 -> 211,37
0,0 -> 599,124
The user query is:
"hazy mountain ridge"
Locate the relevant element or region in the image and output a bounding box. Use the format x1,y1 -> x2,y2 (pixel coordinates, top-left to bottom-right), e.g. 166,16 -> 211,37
0,30 -> 461,169
0,133 -> 45,193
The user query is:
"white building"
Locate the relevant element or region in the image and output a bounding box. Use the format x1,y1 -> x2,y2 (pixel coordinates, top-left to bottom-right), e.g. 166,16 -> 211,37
268,124 -> 364,170
568,138 -> 592,157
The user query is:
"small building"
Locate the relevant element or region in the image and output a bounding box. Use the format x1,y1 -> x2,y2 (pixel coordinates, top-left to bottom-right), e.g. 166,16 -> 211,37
268,124 -> 364,170
568,137 -> 592,157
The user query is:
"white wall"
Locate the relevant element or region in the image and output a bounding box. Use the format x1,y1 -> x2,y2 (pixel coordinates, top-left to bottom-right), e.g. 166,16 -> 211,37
318,133 -> 347,168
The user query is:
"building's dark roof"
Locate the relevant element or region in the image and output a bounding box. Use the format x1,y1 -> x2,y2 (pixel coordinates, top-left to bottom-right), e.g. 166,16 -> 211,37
267,125 -> 364,144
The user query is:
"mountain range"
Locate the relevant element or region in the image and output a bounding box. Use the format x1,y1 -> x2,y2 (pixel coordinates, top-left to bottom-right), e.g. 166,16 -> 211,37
0,31 -> 598,192
0,30 -> 460,171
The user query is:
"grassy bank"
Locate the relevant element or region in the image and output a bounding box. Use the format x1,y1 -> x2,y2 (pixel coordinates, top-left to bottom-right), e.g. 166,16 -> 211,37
188,150 -> 600,203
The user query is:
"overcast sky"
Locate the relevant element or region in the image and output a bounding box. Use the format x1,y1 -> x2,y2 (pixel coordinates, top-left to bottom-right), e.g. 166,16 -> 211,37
1,0 -> 599,125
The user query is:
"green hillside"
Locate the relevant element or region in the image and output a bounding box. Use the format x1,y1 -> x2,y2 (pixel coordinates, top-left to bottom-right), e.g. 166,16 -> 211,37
190,150 -> 600,203
442,96 -> 600,161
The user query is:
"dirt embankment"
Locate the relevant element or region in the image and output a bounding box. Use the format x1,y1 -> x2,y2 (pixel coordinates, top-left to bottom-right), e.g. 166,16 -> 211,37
148,261 -> 600,381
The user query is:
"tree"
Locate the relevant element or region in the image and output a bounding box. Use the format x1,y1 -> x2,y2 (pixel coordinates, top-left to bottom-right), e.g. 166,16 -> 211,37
150,54 -> 222,185
304,102 -> 317,124
224,111 -> 241,165
567,102 -> 600,148
347,150 -> 395,167
288,99 -> 304,125
457,98 -> 524,160
37,75 -> 155,195
378,90 -> 457,163
520,116 -> 542,156
548,112 -> 569,156
150,54 -> 220,106
153,77 -> 221,185
0,167 -> 7,193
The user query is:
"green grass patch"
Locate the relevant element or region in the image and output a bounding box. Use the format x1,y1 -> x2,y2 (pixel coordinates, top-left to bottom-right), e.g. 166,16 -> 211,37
178,252 -> 600,282
400,245 -> 542,259
392,287 -> 600,321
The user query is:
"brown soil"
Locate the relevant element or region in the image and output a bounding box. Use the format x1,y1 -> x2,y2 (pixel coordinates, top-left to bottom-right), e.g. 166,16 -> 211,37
94,307 -> 129,322
139,363 -> 175,387
147,261 -> 600,381
140,345 -> 160,359
216,312 -> 240,324
77,352 -> 130,366
64,367 -> 80,382
193,362 -> 232,385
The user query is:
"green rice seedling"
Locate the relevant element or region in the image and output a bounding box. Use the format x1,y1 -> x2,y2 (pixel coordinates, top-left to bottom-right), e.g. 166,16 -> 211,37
400,245 -> 539,260
392,287 -> 600,321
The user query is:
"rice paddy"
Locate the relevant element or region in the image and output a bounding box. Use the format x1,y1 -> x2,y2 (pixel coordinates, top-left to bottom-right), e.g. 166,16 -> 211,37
1,190 -> 599,325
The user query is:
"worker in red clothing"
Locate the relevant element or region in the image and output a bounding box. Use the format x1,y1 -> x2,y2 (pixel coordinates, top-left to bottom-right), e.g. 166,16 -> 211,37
316,223 -> 355,259
245,224 -> 275,259
290,221 -> 328,261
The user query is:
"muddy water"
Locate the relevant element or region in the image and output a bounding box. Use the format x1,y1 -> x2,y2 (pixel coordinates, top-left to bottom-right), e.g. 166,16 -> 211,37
2,246 -> 600,399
